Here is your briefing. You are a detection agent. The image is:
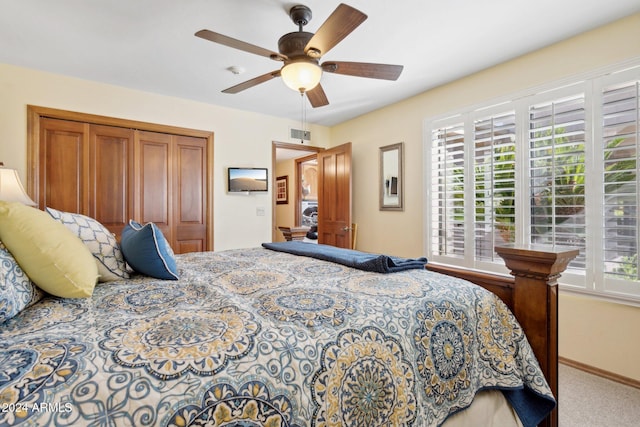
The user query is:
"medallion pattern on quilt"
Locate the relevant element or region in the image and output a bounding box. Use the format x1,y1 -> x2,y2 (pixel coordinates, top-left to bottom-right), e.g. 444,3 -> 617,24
413,300 -> 473,406
217,269 -> 296,295
97,282 -> 211,314
312,327 -> 417,426
339,272 -> 429,298
0,338 -> 85,426
220,247 -> 302,264
177,251 -> 256,276
295,261 -> 349,276
476,291 -> 524,375
100,306 -> 260,379
167,381 -> 303,427
256,287 -> 357,327
0,299 -> 87,338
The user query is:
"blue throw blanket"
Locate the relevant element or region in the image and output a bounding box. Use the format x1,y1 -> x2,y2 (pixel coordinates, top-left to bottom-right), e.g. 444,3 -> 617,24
262,241 -> 427,273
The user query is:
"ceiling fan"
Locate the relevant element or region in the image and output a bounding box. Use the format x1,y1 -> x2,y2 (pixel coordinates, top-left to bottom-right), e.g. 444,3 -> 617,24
195,3 -> 404,108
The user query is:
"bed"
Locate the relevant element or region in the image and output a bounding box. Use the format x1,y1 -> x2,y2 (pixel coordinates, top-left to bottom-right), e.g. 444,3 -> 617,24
0,202 -> 576,427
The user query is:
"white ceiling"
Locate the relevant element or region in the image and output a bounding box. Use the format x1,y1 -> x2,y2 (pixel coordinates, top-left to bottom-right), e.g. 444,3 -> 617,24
2,0 -> 640,126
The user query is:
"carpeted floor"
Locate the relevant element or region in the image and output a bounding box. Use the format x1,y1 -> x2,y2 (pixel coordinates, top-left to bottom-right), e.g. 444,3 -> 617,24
559,364 -> 640,426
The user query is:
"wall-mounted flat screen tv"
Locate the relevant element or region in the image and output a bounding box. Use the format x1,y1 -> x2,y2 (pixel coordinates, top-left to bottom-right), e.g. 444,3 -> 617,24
227,167 -> 268,192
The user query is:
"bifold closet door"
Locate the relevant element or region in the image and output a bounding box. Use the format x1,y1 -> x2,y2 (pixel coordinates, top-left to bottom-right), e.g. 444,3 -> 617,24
39,118 -> 134,240
135,131 -> 208,253
173,135 -> 207,253
38,118 -> 88,214
37,116 -> 208,253
89,125 -> 134,239
135,131 -> 173,245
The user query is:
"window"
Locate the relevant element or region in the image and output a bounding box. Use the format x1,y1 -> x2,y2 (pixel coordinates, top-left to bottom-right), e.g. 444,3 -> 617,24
528,95 -> 586,269
600,76 -> 639,296
425,63 -> 640,302
430,122 -> 465,258
474,112 -> 517,262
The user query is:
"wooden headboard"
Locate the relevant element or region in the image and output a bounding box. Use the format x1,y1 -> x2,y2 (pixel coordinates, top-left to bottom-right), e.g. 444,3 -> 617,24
427,244 -> 579,427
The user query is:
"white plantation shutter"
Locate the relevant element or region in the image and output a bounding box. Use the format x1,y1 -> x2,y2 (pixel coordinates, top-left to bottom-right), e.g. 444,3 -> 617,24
528,95 -> 586,269
431,123 -> 465,258
602,79 -> 639,284
426,62 -> 640,301
474,112 -> 517,262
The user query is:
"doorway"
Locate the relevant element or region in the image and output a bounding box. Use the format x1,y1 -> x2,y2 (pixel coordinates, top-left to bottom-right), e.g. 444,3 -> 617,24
272,142 -> 323,242
272,141 -> 353,249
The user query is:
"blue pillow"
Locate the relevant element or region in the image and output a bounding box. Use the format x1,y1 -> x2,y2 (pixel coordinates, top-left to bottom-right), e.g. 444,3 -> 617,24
120,220 -> 178,280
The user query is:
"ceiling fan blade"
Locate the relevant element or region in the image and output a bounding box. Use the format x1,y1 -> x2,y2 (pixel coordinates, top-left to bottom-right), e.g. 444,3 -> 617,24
305,4 -> 367,57
322,61 -> 403,80
195,29 -> 287,61
306,84 -> 329,108
222,70 -> 281,94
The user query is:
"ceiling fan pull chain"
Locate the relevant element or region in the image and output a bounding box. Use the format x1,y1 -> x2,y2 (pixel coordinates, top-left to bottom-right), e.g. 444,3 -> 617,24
300,92 -> 306,144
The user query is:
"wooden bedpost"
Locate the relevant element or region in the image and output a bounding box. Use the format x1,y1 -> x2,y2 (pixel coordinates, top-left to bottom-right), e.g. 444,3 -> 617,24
495,245 -> 579,427
425,244 -> 579,426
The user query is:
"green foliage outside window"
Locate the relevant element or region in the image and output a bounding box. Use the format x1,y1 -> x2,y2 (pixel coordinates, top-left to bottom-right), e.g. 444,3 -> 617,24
473,129 -> 637,276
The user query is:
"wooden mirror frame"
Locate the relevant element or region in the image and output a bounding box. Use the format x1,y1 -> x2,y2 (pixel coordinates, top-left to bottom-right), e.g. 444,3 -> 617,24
379,142 -> 404,211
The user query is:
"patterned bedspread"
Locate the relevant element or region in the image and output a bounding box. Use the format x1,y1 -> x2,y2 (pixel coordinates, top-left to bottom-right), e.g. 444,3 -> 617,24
0,248 -> 554,426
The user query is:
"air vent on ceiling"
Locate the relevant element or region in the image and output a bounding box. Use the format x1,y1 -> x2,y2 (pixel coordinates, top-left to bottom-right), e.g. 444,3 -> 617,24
290,128 -> 311,142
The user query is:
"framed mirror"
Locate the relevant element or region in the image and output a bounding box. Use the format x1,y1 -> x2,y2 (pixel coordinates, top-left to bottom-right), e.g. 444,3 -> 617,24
379,142 -> 404,211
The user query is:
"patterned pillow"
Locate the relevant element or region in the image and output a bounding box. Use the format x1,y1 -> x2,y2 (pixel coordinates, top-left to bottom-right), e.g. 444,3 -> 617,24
1,241 -> 45,323
46,207 -> 130,282
121,220 -> 179,280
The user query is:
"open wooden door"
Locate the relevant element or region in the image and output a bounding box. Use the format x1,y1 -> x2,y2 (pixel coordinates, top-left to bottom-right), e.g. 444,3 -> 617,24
317,143 -> 352,248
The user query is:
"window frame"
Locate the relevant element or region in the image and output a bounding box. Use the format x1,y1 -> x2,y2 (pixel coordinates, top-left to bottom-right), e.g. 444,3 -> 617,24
595,66 -> 640,299
423,60 -> 640,305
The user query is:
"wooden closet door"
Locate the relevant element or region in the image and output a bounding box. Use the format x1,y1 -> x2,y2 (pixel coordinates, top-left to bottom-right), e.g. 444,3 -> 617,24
30,106 -> 212,253
38,118 -> 89,213
90,125 -> 134,239
135,131 -> 173,245
134,132 -> 208,253
174,135 -> 208,253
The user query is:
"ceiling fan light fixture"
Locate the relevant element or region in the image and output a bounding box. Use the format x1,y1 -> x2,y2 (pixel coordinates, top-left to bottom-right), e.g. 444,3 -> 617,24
281,60 -> 322,93
198,4 -> 401,106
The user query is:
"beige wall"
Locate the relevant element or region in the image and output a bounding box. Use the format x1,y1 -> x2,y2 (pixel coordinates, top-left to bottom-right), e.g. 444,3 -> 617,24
0,63 -> 330,251
560,293 -> 640,380
330,13 -> 640,380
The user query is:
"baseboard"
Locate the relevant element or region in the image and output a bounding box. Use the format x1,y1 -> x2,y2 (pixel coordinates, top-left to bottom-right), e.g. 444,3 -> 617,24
559,357 -> 640,390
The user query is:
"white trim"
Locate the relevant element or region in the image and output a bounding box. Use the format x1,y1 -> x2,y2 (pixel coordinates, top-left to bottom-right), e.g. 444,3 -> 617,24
422,119 -> 431,257
588,76 -> 604,294
463,119 -> 475,266
426,58 -> 640,125
514,97 -> 529,245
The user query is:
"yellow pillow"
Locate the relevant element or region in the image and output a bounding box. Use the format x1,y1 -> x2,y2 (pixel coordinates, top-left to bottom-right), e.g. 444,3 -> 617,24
0,201 -> 98,298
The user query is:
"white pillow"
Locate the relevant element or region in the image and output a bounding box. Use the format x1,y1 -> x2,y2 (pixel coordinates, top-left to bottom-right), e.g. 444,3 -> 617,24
46,207 -> 130,282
